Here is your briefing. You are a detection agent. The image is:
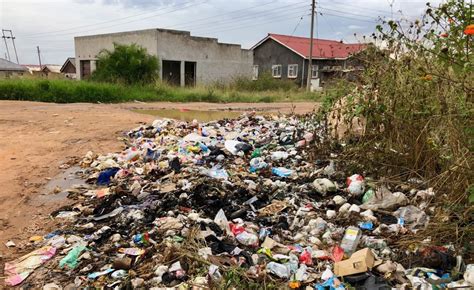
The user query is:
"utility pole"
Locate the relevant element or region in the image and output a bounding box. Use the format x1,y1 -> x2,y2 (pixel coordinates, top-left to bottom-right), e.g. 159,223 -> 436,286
37,46 -> 42,69
9,31 -> 19,64
1,30 -> 11,61
306,0 -> 316,91
2,29 -> 19,63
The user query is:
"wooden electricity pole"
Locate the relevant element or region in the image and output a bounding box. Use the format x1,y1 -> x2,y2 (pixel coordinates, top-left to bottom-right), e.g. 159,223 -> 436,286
2,30 -> 11,61
306,0 -> 315,91
37,46 -> 42,69
2,29 -> 19,64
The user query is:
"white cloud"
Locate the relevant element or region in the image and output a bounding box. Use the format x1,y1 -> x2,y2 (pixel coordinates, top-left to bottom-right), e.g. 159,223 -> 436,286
348,25 -> 363,30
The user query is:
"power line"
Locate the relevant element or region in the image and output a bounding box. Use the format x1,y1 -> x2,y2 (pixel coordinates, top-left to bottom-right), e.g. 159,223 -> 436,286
173,1 -> 308,32
23,1 -> 306,41
21,0 -> 209,39
319,10 -> 378,24
320,0 -> 392,15
191,4 -> 309,34
196,10 -> 309,35
29,4 -> 309,43
15,0 -> 384,53
319,12 -> 347,42
318,6 -> 379,21
290,15 -> 305,37
20,0 -> 200,37
165,0 -> 284,30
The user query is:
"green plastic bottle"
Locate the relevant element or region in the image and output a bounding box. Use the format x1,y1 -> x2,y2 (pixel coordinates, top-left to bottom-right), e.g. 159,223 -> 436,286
251,148 -> 262,158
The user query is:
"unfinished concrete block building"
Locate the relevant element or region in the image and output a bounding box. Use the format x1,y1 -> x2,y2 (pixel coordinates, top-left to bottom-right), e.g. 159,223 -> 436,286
74,28 -> 253,86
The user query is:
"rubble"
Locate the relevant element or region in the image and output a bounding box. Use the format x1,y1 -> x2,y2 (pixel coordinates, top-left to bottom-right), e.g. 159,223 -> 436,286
4,113 -> 471,288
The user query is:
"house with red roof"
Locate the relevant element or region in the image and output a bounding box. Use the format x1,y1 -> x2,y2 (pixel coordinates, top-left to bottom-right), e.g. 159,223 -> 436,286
251,33 -> 367,88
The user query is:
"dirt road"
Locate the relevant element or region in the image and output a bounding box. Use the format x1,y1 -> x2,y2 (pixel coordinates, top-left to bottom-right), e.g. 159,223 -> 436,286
0,100 -> 318,262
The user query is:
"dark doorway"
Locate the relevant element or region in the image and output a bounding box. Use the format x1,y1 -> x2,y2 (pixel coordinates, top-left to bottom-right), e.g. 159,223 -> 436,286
162,60 -> 181,86
185,61 -> 196,87
80,60 -> 91,79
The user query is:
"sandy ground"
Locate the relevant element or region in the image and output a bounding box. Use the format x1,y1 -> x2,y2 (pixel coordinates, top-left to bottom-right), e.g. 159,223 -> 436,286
0,100 -> 318,267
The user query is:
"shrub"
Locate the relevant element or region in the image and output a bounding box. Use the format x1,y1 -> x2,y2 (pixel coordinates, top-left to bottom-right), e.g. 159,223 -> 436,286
92,43 -> 159,85
323,0 -> 473,247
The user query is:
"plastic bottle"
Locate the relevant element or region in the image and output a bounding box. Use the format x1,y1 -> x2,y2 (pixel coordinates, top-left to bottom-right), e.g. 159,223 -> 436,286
340,226 -> 362,256
202,167 -> 229,180
272,167 -> 293,177
251,148 -> 262,158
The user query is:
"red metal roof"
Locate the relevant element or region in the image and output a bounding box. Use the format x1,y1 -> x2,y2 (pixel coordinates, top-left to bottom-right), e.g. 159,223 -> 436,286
255,33 -> 366,59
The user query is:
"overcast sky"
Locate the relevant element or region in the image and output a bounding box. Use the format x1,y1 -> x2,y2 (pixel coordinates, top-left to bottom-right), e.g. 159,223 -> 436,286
0,0 -> 442,65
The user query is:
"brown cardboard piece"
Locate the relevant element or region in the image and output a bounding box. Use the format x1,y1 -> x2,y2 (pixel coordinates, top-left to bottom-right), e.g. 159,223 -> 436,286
334,248 -> 382,277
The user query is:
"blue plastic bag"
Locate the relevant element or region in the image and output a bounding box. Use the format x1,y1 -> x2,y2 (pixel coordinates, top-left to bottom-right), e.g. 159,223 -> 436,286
96,167 -> 119,186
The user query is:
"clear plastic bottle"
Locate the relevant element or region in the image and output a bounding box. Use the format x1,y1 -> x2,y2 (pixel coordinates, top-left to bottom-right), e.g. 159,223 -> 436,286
340,226 -> 362,257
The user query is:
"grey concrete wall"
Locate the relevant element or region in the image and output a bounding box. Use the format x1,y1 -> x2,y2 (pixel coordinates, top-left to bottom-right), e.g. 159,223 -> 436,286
74,28 -> 253,84
74,29 -> 158,80
155,29 -> 253,85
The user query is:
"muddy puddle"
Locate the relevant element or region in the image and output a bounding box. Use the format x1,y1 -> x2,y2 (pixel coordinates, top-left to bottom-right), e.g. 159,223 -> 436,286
31,166 -> 87,205
132,109 -> 241,122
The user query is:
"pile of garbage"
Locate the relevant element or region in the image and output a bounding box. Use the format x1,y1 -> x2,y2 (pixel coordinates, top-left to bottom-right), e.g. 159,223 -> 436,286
4,113 -> 473,289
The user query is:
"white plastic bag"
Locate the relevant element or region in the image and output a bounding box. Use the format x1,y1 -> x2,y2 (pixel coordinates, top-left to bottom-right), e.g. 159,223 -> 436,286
214,209 -> 232,236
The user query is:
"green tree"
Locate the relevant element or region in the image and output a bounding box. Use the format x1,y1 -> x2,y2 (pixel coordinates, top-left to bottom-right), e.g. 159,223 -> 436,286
92,43 -> 159,85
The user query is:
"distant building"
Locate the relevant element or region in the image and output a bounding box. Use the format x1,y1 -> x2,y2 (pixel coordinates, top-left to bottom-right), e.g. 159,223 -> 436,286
41,64 -> 61,76
251,33 -> 366,90
23,64 -> 62,78
23,64 -> 43,76
74,28 -> 253,86
60,57 -> 76,79
0,58 -> 27,78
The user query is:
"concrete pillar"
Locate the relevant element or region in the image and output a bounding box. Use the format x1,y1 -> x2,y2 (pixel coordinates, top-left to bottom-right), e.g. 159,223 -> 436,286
159,60 -> 163,81
180,61 -> 185,87
90,60 -> 97,74
76,59 -> 82,81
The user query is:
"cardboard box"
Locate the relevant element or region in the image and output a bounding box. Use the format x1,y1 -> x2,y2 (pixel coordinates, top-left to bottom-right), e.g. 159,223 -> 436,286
334,248 -> 382,277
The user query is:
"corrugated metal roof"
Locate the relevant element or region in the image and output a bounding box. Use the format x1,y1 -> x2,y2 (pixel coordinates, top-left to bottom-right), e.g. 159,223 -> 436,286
42,65 -> 62,73
23,65 -> 42,72
0,58 -> 27,72
252,33 -> 366,59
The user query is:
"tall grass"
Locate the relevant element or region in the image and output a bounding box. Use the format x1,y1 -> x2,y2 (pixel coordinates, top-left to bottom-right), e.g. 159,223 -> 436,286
0,78 -> 327,103
319,1 -> 473,250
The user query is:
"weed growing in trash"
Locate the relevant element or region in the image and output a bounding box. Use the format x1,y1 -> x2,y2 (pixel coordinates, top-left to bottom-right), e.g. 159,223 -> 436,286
319,1 -> 473,251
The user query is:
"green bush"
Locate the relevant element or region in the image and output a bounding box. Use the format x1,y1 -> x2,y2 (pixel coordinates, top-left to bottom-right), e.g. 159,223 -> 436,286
324,0 -> 473,247
92,43 -> 159,85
